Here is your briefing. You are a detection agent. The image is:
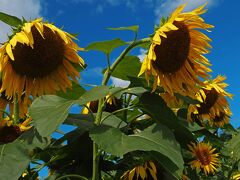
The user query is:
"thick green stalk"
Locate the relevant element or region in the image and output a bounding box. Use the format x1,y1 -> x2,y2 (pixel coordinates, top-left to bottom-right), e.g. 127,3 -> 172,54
91,38 -> 150,180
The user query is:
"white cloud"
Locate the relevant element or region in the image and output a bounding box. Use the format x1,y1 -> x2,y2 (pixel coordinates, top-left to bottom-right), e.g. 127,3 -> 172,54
138,48 -> 147,62
111,77 -> 130,87
0,0 -> 41,42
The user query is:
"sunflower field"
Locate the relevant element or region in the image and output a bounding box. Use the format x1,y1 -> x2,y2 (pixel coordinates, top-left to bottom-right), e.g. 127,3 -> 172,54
0,4 -> 240,180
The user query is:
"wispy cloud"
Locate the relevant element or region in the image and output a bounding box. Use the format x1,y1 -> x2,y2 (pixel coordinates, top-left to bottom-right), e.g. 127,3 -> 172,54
0,0 -> 42,42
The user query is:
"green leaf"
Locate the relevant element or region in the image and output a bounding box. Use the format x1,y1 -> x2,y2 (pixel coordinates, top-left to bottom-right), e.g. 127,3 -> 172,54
0,140 -> 31,179
64,115 -> 94,129
0,12 -> 22,27
20,128 -> 50,149
85,38 -> 126,55
90,124 -> 184,172
110,86 -> 147,98
129,76 -> 150,88
101,112 -> 127,128
57,82 -> 86,100
30,86 -> 110,137
111,56 -> 142,80
78,85 -> 110,104
107,25 -> 139,33
121,87 -> 147,96
137,93 -> 195,146
151,151 -> 182,179
65,112 -> 127,129
177,108 -> 204,132
30,95 -> 75,137
225,132 -> 240,160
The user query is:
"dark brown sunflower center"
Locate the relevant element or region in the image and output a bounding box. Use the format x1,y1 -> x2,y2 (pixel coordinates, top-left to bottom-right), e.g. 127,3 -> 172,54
198,89 -> 219,114
10,26 -> 65,78
0,125 -> 21,143
152,21 -> 190,73
196,149 -> 211,166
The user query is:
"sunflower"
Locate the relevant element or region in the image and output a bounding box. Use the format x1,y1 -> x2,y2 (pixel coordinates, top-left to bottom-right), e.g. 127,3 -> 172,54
0,116 -> 32,143
188,142 -> 220,175
188,76 -> 232,127
138,4 -> 213,98
121,161 -> 158,180
0,18 -> 85,102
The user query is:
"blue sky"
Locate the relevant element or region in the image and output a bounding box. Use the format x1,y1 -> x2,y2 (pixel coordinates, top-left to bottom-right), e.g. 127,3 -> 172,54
0,0 -> 240,127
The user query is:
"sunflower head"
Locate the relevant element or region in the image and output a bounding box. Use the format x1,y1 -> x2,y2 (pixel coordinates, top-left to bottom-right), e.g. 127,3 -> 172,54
0,116 -> 32,143
121,161 -> 158,180
0,18 -> 85,102
138,4 -> 213,98
188,76 -> 232,127
188,142 -> 220,175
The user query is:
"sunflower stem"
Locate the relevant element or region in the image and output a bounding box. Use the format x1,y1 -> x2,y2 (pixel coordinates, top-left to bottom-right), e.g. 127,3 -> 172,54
13,94 -> 20,124
106,54 -> 111,71
92,37 -> 150,180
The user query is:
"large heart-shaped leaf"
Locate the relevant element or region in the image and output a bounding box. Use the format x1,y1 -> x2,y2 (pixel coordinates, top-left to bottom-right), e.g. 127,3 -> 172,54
30,95 -> 75,137
90,123 -> 184,173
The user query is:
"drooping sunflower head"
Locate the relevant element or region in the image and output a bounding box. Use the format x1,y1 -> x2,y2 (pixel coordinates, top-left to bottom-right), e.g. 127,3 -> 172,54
139,4 -> 213,98
121,161 -> 158,180
0,18 -> 85,102
0,116 -> 32,143
188,142 -> 220,175
188,75 -> 232,127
